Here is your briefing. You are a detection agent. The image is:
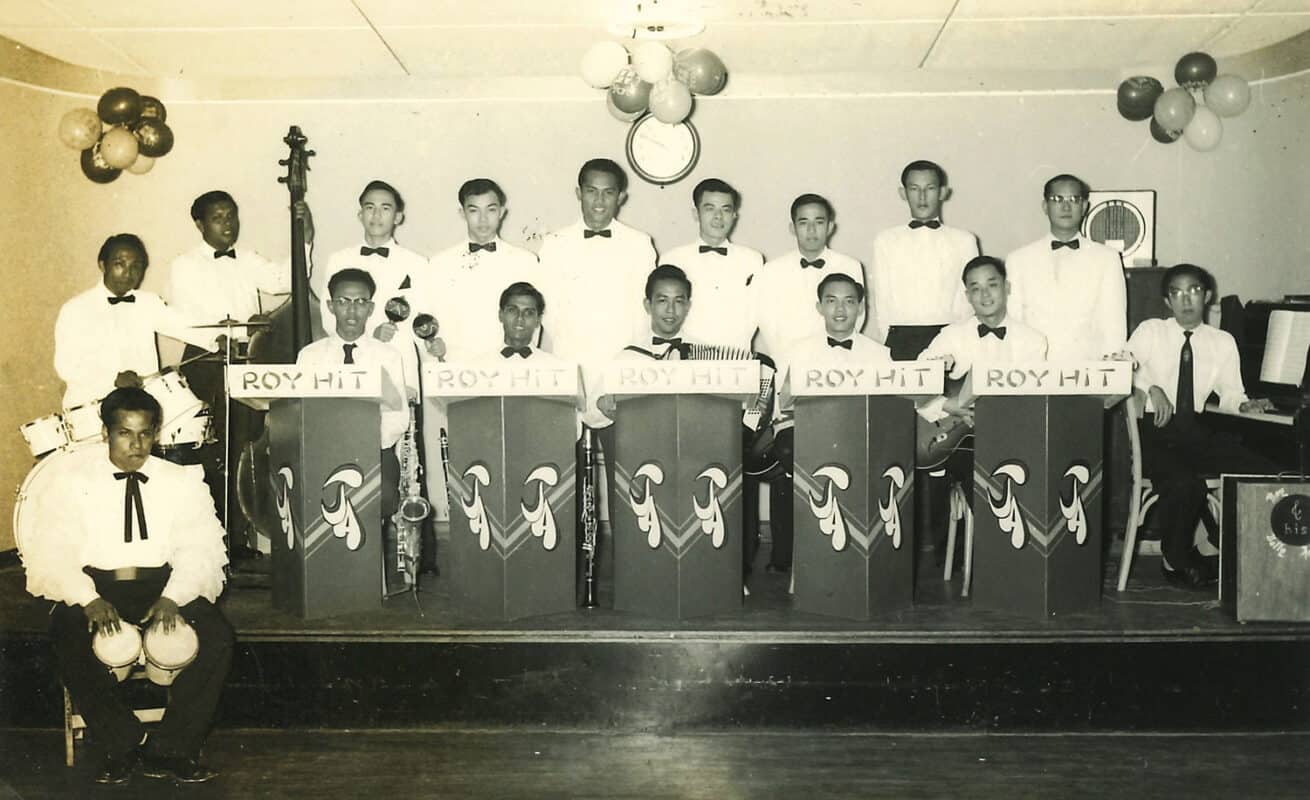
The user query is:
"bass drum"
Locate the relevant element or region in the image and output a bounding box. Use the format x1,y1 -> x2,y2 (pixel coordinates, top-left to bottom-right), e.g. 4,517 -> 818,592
12,443 -> 95,560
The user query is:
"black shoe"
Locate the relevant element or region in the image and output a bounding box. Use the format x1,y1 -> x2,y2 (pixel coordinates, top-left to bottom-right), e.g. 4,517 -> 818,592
1162,564 -> 1217,590
142,754 -> 218,783
94,747 -> 140,785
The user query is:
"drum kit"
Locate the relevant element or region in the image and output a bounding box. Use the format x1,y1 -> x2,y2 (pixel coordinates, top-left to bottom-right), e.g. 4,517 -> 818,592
14,317 -> 273,561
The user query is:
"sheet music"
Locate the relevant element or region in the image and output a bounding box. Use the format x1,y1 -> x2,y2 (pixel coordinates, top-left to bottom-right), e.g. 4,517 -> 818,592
1259,310 -> 1310,386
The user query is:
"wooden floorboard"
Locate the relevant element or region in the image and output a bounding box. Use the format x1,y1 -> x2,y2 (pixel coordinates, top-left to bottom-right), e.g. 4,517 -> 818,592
1,728 -> 1306,799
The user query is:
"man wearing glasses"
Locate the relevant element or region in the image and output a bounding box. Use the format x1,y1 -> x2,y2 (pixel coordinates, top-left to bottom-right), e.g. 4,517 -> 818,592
1005,174 -> 1127,359
297,268 -> 421,595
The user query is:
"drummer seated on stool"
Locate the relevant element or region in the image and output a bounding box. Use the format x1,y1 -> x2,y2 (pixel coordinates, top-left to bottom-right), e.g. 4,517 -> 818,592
296,267 -> 413,595
21,387 -> 233,785
1125,263 -> 1278,589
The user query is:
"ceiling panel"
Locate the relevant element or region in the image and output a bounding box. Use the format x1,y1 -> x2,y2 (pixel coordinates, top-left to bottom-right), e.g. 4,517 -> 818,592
0,27 -> 146,75
1249,0 -> 1310,11
0,4 -> 74,26
1206,12 -> 1310,53
94,28 -> 405,79
39,0 -> 367,28
927,16 -> 1234,70
693,22 -> 942,72
384,25 -> 599,77
952,0 -> 1254,17
356,0 -> 614,27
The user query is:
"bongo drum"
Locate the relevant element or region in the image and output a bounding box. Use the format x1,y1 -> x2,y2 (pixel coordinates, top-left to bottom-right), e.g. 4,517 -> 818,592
91,625 -> 143,683
142,621 -> 198,686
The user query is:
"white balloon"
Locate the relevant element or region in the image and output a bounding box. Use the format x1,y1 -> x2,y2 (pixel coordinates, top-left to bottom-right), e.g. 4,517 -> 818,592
632,41 -> 673,84
1183,106 -> 1223,152
127,154 -> 156,174
580,41 -> 629,89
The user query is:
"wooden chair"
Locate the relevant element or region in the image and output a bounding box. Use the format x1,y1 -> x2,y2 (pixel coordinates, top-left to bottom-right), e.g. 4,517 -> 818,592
1117,394 -> 1221,591
64,667 -> 166,767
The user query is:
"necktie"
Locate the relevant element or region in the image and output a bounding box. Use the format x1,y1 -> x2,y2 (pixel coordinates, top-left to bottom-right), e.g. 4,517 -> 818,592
699,245 -> 728,256
501,346 -> 531,358
583,229 -> 612,239
826,337 -> 853,350
652,336 -> 682,347
909,219 -> 942,230
800,257 -> 825,269
213,249 -> 236,259
360,246 -> 390,257
977,324 -> 1007,340
343,343 -> 357,364
1175,330 -> 1195,421
469,241 -> 497,253
113,471 -> 149,543
107,295 -> 136,305
1050,239 -> 1080,251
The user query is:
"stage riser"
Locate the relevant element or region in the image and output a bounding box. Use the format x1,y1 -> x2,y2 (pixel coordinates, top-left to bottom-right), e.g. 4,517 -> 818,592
3,637 -> 1307,732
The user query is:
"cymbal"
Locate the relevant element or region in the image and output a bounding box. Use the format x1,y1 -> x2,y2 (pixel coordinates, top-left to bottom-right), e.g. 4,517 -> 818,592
192,318 -> 272,329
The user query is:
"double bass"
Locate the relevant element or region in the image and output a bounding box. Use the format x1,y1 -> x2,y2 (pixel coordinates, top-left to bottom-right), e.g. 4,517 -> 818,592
236,127 -> 316,544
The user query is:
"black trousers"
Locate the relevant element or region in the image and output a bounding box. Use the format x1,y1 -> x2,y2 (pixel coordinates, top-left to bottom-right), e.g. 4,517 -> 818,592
884,324 -> 946,363
1139,414 -> 1279,569
50,573 -> 234,760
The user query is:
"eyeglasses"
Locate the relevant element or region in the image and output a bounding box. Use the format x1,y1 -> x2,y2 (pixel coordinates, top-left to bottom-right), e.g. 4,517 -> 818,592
1167,285 -> 1206,298
331,297 -> 374,309
1045,195 -> 1087,205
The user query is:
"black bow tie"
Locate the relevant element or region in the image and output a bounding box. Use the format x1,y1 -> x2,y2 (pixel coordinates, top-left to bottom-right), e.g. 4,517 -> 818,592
360,246 -> 390,257
909,219 -> 942,230
113,471 -> 149,543
1051,239 -> 1080,251
800,257 -> 825,269
699,245 -> 728,256
501,346 -> 531,358
978,324 -> 1007,340
469,241 -> 497,253
652,336 -> 683,347
342,343 -> 357,364
107,295 -> 136,305
213,249 -> 236,259
826,337 -> 853,350
583,229 -> 612,239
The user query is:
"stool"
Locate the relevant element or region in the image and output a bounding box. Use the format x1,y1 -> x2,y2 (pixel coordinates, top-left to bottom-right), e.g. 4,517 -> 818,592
63,669 -> 166,767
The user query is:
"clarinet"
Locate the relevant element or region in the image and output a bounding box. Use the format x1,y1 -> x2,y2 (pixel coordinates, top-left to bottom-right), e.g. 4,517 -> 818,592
580,428 -> 599,608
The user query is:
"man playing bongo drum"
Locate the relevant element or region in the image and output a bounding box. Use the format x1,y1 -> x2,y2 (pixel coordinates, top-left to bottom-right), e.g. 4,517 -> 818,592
21,387 -> 234,784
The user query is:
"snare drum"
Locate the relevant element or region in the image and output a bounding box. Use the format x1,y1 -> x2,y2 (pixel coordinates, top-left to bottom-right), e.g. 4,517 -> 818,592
62,401 -> 104,445
19,414 -> 69,457
92,624 -> 143,682
143,621 -> 198,686
144,371 -> 211,448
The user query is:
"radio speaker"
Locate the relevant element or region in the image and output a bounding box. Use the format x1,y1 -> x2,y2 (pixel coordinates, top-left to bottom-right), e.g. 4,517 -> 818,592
1082,190 -> 1156,267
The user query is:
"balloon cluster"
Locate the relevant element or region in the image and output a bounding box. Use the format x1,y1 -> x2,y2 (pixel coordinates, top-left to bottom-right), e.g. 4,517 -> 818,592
1116,52 -> 1251,152
58,87 -> 176,183
580,41 -> 727,124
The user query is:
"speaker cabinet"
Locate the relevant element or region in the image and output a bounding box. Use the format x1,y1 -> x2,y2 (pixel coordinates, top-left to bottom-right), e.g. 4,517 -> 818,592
1082,190 -> 1156,267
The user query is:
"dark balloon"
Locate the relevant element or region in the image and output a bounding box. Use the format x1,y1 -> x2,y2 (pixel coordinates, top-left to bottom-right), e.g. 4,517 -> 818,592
1175,51 -> 1218,88
97,86 -> 143,125
1116,75 -> 1164,121
133,119 -> 174,157
1149,118 -> 1181,144
80,142 -> 122,183
673,48 -> 728,95
138,95 -> 167,122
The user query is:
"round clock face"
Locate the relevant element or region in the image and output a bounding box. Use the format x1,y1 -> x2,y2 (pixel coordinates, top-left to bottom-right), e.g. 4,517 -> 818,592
626,115 -> 700,185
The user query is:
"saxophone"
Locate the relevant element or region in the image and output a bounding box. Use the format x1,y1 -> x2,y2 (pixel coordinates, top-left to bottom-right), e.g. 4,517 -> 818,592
392,403 -> 429,592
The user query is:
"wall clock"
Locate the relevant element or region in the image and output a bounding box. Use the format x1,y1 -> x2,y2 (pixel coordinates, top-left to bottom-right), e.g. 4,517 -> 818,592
625,114 -> 700,185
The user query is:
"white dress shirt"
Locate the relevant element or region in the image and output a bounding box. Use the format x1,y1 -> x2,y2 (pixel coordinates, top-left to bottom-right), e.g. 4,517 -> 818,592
536,218 -> 657,365
167,243 -> 290,337
917,314 -> 1048,422
1127,318 -> 1249,414
779,332 -> 892,414
869,222 -> 978,341
1006,234 -> 1127,360
753,247 -> 866,364
23,448 -> 228,607
424,237 -> 540,360
296,333 -> 410,449
54,285 -> 215,408
661,239 -> 763,350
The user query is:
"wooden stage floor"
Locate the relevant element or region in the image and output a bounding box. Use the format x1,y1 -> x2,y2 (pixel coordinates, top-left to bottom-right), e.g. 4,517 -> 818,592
1,544 -> 1302,644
